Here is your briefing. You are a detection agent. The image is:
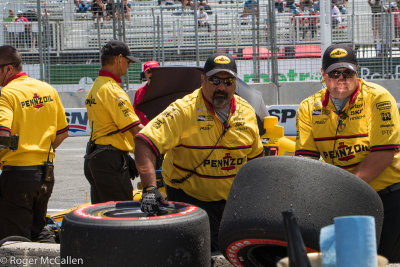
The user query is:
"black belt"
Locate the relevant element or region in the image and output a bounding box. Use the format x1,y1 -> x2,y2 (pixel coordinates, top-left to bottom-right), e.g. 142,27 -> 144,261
94,144 -> 118,150
2,165 -> 43,171
378,183 -> 400,197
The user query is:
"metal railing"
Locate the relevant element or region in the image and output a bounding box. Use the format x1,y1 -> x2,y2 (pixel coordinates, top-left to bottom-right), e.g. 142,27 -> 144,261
1,0 -> 400,92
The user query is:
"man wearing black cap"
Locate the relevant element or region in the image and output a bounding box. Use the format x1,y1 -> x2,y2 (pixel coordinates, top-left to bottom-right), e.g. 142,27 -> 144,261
134,53 -> 264,251
295,43 -> 400,262
84,40 -> 143,204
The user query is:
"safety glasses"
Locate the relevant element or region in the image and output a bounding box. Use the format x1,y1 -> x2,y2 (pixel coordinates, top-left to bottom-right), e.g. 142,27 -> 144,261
208,76 -> 236,86
327,70 -> 356,79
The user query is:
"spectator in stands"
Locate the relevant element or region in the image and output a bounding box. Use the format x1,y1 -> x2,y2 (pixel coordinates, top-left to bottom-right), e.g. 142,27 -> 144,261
304,7 -> 318,39
191,0 -> 211,11
275,0 -> 284,13
331,3 -> 341,28
264,18 -> 269,43
312,0 -> 320,11
4,10 -> 17,47
4,9 -> 17,22
91,0 -> 105,23
300,0 -> 313,11
15,11 -> 31,49
197,6 -> 211,32
390,2 -> 400,39
333,0 -> 347,14
181,0 -> 193,10
368,0 -> 386,43
291,9 -> 306,40
241,0 -> 258,18
105,0 -> 116,21
289,2 -> 298,14
76,0 -> 92,13
123,0 -> 132,21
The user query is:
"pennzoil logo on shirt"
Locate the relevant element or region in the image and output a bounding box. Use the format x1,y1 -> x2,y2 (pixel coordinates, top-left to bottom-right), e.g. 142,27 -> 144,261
323,143 -> 369,161
203,153 -> 246,171
85,96 -> 96,106
21,94 -> 53,109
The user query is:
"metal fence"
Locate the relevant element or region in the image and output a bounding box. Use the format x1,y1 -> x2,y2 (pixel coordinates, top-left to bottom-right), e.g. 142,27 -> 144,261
1,0 -> 399,92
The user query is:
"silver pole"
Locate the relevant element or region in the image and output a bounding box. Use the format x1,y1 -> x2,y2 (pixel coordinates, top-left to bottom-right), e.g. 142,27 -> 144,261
194,0 -> 199,66
160,6 -> 165,64
37,0 -> 44,81
320,0 -> 332,55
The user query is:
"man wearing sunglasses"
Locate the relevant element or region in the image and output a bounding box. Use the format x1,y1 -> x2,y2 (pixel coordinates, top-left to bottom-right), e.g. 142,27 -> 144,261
135,53 -> 264,251
296,43 -> 400,262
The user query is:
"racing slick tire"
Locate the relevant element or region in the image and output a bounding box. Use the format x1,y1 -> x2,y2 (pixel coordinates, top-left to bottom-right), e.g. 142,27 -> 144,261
219,156 -> 384,267
60,201 -> 210,267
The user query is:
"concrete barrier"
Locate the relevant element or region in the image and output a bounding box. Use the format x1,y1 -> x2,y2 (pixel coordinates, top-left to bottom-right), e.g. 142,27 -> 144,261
0,242 -> 233,267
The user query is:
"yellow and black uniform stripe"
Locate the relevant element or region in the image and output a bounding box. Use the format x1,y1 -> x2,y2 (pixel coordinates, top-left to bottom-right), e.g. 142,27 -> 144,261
85,70 -> 140,152
137,88 -> 264,202
296,78 -> 400,191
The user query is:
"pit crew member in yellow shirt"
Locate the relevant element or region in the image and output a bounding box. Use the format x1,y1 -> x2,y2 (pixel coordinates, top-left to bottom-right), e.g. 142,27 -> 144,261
134,53 -> 264,251
0,45 -> 69,243
295,43 -> 400,262
84,40 -> 143,204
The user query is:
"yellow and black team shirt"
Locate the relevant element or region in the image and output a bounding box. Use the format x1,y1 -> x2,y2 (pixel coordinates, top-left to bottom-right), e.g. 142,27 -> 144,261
0,72 -> 69,166
85,70 -> 140,152
137,88 -> 264,202
296,78 -> 400,191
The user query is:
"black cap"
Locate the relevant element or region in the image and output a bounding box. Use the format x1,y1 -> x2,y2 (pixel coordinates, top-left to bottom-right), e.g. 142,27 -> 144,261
203,53 -> 237,77
322,44 -> 357,73
101,40 -> 140,63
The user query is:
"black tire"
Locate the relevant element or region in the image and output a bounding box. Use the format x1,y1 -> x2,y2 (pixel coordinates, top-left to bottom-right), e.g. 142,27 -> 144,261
60,201 -> 210,267
219,156 -> 384,267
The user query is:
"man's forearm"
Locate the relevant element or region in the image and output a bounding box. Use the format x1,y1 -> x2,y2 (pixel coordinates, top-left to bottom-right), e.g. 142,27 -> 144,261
351,150 -> 395,183
134,137 -> 157,188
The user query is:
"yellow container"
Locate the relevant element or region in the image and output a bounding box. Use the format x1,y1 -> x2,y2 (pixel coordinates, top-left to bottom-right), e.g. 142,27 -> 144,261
261,116 -> 296,156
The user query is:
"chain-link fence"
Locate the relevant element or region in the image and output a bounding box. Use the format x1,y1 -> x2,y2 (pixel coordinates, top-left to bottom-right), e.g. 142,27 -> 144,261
1,0 -> 399,91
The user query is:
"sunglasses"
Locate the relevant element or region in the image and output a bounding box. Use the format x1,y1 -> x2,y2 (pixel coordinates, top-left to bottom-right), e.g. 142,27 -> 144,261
208,76 -> 236,86
327,70 -> 356,79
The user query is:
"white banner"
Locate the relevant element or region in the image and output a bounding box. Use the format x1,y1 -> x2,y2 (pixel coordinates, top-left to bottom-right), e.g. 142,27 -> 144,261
65,108 -> 90,136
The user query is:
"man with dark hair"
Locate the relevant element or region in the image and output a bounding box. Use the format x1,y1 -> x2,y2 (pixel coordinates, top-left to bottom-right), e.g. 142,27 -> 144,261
134,53 -> 264,251
84,40 -> 143,204
0,45 -> 69,242
296,43 -> 400,262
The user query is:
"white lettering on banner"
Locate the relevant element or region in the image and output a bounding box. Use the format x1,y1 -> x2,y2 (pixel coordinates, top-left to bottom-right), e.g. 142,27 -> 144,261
65,108 -> 90,137
267,105 -> 299,136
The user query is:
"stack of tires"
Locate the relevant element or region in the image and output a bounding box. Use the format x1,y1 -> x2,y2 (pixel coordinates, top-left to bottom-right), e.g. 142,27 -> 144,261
219,156 -> 384,267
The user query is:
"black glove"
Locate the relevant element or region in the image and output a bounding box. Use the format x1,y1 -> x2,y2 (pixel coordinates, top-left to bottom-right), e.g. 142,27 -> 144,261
140,186 -> 168,215
128,155 -> 139,179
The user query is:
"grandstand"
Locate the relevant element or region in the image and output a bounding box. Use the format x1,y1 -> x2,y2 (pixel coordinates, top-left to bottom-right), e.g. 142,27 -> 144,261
1,0 -> 400,89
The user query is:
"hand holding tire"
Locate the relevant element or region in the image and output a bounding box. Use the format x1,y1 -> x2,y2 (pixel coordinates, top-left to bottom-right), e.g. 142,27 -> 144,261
140,186 -> 168,215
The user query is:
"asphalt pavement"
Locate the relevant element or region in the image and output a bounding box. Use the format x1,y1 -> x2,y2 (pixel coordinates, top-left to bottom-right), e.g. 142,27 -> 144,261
48,136 -> 139,213
48,136 -> 90,213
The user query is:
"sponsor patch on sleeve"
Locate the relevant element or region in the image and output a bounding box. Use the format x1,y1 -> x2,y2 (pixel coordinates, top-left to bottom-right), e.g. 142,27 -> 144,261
376,101 -> 392,110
